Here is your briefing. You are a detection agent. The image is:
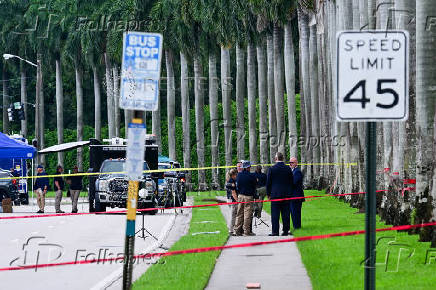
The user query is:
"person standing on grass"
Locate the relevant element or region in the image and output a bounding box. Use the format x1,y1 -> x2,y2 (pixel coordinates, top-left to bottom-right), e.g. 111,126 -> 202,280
34,165 -> 49,213
54,165 -> 65,214
266,152 -> 293,236
225,168 -> 238,235
289,157 -> 304,229
234,161 -> 257,236
66,166 -> 82,213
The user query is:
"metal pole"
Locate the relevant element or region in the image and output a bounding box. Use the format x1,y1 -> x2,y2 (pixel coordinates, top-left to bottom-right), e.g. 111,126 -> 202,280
365,122 -> 377,290
35,56 -> 41,165
122,111 -> 142,290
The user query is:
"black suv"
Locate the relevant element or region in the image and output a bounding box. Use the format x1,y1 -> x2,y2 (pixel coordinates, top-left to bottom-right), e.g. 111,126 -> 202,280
0,170 -> 20,205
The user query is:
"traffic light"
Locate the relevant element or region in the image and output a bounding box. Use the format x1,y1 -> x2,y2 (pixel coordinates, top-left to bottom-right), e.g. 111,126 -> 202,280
17,106 -> 25,121
7,106 -> 14,122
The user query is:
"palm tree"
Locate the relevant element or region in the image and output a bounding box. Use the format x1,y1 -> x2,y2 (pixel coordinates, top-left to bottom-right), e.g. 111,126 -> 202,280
298,7 -> 312,184
180,51 -> 191,176
284,20 -> 297,159
236,44 -> 246,161
166,49 -> 176,160
415,0 -> 436,241
65,17 -> 85,170
273,23 -> 286,155
82,29 -> 104,140
247,42 -> 258,164
309,18 -> 320,182
267,33 -> 277,161
221,48 -> 232,166
113,65 -> 121,137
257,40 -> 269,165
208,51 -> 220,187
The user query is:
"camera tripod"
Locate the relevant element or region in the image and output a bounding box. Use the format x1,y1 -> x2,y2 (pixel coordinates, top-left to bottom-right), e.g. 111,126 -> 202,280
135,210 -> 158,241
159,178 -> 183,215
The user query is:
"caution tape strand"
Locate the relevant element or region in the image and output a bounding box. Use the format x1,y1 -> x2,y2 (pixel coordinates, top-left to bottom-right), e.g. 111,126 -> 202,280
0,190 -> 390,220
1,220 -> 435,272
0,162 -> 358,180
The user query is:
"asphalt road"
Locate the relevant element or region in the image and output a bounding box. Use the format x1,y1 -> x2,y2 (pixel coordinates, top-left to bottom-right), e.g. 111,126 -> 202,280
0,199 -> 181,290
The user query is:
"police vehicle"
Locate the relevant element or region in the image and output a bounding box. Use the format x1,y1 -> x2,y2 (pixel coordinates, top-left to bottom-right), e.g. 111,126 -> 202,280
88,136 -> 159,212
156,158 -> 187,207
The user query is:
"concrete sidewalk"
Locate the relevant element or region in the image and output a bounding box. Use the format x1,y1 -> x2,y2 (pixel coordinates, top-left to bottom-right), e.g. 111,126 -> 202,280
206,197 -> 312,290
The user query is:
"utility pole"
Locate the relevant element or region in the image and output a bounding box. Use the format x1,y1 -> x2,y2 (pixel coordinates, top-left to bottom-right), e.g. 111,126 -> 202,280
20,63 -> 27,137
35,54 -> 44,163
35,56 -> 41,164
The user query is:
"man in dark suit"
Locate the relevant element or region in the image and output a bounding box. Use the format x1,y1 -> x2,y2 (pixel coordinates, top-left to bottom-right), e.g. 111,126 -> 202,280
290,157 -> 304,229
266,152 -> 293,236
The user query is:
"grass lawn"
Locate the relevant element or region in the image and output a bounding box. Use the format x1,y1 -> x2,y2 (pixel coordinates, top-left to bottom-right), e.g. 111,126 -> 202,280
264,190 -> 436,290
133,191 -> 229,290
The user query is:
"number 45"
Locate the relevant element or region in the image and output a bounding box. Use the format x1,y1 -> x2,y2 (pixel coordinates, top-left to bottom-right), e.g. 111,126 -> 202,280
344,79 -> 399,109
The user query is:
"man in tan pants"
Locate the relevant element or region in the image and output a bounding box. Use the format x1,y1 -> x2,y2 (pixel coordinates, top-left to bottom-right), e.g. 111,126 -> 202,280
34,165 -> 49,213
233,161 -> 257,236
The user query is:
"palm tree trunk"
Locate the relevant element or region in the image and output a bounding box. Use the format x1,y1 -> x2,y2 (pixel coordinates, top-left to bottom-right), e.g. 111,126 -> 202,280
267,33 -> 277,162
194,56 -> 206,189
415,0 -> 436,242
113,66 -> 120,137
152,93 -> 162,154
166,50 -> 176,161
20,67 -> 27,137
104,52 -> 115,139
247,42 -> 258,164
273,24 -> 286,155
2,67 -> 9,133
257,42 -> 269,166
209,52 -> 219,188
284,21 -> 297,159
395,0 -> 416,225
92,65 -> 101,140
298,9 -> 312,184
236,44 -> 246,161
221,47 -> 232,167
55,58 -> 64,167
180,52 -> 191,187
76,65 -> 84,171
309,21 -> 320,182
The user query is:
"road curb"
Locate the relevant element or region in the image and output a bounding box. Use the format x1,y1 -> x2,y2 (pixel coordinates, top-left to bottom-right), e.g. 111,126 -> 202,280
90,212 -> 177,290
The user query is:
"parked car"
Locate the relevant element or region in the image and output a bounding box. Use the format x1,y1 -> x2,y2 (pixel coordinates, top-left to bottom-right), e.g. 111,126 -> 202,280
0,170 -> 20,205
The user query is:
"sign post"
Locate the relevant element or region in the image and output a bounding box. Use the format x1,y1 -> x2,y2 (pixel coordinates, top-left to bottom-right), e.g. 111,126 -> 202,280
337,31 -> 409,290
120,31 -> 163,290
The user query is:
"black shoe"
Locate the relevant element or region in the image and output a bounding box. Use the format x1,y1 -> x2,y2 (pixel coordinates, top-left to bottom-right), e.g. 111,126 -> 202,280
36,210 -> 44,214
281,232 -> 289,236
72,210 -> 78,213
268,233 -> 279,236
56,210 -> 65,214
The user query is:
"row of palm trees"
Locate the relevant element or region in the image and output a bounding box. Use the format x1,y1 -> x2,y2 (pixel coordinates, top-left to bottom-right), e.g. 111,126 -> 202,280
1,1 -> 435,242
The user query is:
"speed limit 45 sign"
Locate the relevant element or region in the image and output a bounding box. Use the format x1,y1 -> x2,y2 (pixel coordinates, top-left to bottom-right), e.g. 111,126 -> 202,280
337,31 -> 409,121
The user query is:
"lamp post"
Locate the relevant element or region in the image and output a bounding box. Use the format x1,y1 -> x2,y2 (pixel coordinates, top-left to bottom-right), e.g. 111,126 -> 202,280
3,53 -> 42,164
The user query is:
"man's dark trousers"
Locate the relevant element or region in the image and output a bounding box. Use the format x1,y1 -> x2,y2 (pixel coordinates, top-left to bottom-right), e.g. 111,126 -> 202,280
290,201 -> 302,229
271,200 -> 291,234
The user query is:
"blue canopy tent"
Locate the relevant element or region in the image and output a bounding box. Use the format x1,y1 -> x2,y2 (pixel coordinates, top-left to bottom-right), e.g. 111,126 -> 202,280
0,132 -> 36,159
0,132 -> 37,196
